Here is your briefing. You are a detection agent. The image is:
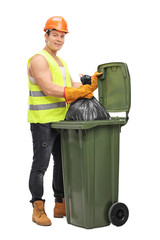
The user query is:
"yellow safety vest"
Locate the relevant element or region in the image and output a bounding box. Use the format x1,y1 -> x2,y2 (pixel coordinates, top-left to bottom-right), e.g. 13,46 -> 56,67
27,49 -> 72,123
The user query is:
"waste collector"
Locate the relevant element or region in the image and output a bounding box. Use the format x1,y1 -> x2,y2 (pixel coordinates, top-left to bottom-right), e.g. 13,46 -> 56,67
27,16 -> 101,226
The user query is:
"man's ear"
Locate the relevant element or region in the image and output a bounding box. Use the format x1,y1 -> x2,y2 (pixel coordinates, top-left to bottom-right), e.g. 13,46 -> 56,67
44,33 -> 48,43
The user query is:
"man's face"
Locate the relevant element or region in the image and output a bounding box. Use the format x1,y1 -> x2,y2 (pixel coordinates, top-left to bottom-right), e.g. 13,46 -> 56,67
45,30 -> 65,51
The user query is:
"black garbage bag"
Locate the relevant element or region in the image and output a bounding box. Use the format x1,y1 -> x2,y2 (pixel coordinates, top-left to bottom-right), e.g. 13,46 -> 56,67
65,97 -> 110,121
65,74 -> 110,121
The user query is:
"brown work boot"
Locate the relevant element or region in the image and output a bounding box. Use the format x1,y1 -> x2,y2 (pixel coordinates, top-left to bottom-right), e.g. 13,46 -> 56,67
32,200 -> 52,226
54,198 -> 66,218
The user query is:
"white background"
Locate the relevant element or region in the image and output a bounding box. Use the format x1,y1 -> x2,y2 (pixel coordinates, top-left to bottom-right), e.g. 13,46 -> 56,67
0,0 -> 160,239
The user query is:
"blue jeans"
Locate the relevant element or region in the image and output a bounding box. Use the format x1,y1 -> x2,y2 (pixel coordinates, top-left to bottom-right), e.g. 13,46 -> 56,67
29,123 -> 64,203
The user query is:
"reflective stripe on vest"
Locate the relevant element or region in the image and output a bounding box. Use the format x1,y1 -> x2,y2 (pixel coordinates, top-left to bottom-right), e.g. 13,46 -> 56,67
29,101 -> 66,111
29,91 -> 46,97
29,90 -> 66,110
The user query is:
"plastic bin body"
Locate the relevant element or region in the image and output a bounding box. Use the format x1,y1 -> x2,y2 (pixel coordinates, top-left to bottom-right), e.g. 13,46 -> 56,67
52,120 -> 125,228
52,62 -> 131,228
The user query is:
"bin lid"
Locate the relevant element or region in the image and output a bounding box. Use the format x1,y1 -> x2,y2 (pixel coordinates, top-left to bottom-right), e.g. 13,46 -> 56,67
97,62 -> 131,118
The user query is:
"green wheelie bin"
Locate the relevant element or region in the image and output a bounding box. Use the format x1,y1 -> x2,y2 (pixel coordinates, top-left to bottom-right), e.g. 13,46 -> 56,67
52,62 -> 131,229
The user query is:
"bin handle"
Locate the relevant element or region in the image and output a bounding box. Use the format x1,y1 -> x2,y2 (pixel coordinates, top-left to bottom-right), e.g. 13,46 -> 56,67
98,63 -> 127,80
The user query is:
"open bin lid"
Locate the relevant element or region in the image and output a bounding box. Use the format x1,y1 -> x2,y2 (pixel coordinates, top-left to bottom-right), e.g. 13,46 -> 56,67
97,62 -> 131,121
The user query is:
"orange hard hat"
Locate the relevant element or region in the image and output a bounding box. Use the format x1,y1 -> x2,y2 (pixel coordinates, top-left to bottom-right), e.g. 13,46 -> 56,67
44,16 -> 69,33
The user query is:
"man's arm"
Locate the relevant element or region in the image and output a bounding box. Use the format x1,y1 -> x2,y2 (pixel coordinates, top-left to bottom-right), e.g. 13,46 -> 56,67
28,55 -> 93,104
29,55 -> 64,98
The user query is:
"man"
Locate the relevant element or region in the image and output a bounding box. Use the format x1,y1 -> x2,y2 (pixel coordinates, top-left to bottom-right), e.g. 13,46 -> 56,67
27,16 -> 101,226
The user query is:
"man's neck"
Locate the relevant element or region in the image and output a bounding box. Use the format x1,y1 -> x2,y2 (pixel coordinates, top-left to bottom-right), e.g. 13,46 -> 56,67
43,46 -> 57,58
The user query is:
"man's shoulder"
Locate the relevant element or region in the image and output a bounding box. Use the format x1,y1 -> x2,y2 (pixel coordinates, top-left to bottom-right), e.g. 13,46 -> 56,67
31,54 -> 45,62
30,54 -> 48,68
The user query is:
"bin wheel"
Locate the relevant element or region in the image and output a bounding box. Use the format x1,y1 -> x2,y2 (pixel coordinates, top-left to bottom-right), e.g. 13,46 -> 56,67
108,202 -> 129,227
